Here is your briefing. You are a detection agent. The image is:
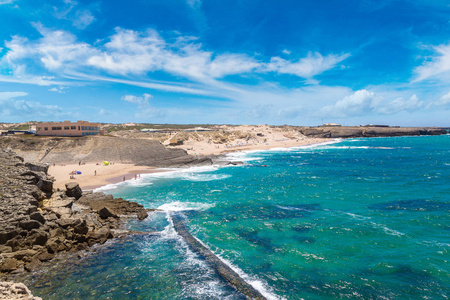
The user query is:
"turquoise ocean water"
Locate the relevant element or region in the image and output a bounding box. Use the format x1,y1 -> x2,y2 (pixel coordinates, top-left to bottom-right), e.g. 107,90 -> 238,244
26,135 -> 449,299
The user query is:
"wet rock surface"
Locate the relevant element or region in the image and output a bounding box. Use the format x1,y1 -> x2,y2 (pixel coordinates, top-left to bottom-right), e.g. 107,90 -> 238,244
0,149 -> 150,278
171,213 -> 267,300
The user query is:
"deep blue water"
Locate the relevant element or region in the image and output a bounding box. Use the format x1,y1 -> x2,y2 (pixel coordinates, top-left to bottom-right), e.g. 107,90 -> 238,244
26,135 -> 450,299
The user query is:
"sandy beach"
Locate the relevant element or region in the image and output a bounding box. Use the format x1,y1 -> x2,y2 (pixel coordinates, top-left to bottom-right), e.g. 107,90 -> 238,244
46,125 -> 328,190
170,125 -> 329,156
48,163 -> 165,190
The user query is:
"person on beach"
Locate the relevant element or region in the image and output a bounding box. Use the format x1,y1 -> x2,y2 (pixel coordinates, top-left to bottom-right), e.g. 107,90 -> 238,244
135,174 -> 137,180
94,170 -> 96,176
123,176 -> 125,181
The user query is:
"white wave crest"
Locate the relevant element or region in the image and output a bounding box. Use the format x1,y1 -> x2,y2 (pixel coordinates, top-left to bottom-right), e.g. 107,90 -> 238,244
157,201 -> 215,212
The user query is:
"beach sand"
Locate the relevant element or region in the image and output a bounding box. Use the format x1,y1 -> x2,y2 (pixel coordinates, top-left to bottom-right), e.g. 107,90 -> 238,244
48,163 -> 165,190
48,125 -> 328,191
171,125 -> 328,156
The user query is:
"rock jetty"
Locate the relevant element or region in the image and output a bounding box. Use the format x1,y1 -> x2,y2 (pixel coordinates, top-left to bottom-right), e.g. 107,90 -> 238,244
0,148 -> 149,277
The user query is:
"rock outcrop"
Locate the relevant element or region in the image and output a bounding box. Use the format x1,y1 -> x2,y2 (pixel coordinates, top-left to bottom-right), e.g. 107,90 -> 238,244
0,281 -> 41,300
298,126 -> 447,139
0,149 -> 150,277
0,136 -> 212,167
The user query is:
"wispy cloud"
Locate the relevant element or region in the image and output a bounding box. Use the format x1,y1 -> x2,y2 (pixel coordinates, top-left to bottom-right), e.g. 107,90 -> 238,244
264,52 -> 350,78
433,91 -> 450,109
48,86 -> 68,93
0,92 -> 68,121
53,0 -> 96,29
316,89 -> 424,117
0,0 -> 16,5
1,25 -> 349,87
121,93 -> 163,119
414,43 -> 450,82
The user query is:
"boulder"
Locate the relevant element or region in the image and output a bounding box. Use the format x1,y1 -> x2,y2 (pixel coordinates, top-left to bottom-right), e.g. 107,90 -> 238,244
18,220 -> 41,231
26,229 -> 48,246
37,251 -> 54,262
65,182 -> 83,200
0,258 -> 18,273
98,207 -> 118,219
56,218 -> 79,229
25,162 -> 49,174
73,221 -> 89,235
87,228 -> 113,246
37,178 -> 53,193
0,230 -> 20,245
29,212 -> 45,224
12,249 -> 37,260
137,210 -> 148,220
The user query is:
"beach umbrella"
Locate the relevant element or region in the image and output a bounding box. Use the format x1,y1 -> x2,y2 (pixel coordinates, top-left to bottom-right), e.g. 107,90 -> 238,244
103,161 -> 109,165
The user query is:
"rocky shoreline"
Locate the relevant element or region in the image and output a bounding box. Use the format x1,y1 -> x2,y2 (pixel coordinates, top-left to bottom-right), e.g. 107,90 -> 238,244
0,148 -> 152,297
298,126 -> 448,138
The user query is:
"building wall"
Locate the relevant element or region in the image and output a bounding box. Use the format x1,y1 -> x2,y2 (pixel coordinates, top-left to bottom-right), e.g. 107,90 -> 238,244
35,121 -> 103,137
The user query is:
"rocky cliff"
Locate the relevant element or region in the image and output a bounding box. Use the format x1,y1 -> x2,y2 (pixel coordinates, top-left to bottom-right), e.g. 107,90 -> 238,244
298,126 -> 447,139
0,148 -> 150,277
0,136 -> 211,167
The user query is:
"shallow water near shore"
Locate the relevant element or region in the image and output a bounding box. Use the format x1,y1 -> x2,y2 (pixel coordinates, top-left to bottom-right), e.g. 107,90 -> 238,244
24,135 -> 450,299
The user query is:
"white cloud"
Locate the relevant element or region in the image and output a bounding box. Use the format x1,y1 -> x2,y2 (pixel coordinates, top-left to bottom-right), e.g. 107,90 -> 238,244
414,43 -> 450,82
264,52 -> 350,78
48,86 -> 68,93
433,91 -> 450,108
53,0 -> 95,29
0,92 -> 67,120
377,95 -> 423,114
121,93 -> 162,119
2,23 -> 96,75
2,26 -> 348,86
282,49 -> 291,55
318,89 -> 378,117
73,10 -> 95,29
0,0 -> 16,5
317,90 -> 424,117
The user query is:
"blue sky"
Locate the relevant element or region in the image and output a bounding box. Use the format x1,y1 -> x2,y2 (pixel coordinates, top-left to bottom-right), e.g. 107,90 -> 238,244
1,0 -> 450,126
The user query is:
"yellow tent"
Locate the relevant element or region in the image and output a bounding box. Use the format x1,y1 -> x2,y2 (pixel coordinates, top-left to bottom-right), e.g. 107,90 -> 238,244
103,161 -> 109,165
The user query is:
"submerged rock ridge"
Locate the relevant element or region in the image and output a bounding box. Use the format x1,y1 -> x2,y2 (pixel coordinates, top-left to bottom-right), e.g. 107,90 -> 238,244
171,213 -> 267,300
298,126 -> 447,139
0,148 -> 149,277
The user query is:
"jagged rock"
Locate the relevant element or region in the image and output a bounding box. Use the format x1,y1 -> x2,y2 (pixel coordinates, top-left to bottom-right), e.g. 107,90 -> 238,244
98,207 -> 117,219
65,182 -> 83,200
87,228 -> 113,246
0,149 -> 149,275
56,218 -> 78,229
12,250 -> 37,260
137,211 -> 148,220
73,221 -> 89,235
29,212 -> 45,225
25,162 -> 49,174
37,178 -> 53,194
37,251 -> 54,262
0,258 -> 18,273
47,199 -> 74,209
26,229 -> 48,246
0,281 -> 42,300
0,230 -> 20,245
